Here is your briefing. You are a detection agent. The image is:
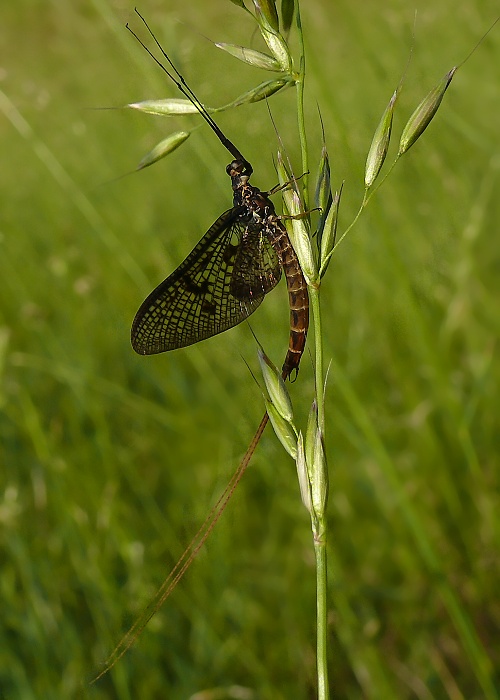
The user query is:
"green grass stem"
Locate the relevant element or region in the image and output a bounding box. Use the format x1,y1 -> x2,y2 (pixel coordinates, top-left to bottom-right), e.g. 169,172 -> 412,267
2,1 -> 498,697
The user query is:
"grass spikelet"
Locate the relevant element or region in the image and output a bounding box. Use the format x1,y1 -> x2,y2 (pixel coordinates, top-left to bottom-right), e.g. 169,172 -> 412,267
253,0 -> 280,32
215,42 -> 282,71
281,0 -> 295,35
137,131 -> 190,170
258,348 -> 293,422
127,98 -> 203,116
398,67 -> 457,155
365,89 -> 397,187
296,432 -> 313,513
286,190 -> 318,287
264,399 -> 298,459
255,3 -> 292,72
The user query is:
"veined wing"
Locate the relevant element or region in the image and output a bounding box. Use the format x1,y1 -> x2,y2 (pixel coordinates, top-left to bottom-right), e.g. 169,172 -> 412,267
230,223 -> 282,301
131,208 -> 281,355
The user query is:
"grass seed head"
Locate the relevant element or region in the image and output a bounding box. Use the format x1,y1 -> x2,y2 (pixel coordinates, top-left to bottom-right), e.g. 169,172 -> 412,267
246,78 -> 291,103
127,98 -> 203,116
253,0 -> 280,32
254,3 -> 292,72
399,67 -> 457,155
296,432 -> 313,513
305,399 -> 318,472
258,348 -> 293,422
365,90 -> 397,187
288,191 -> 319,287
314,145 -> 332,215
215,43 -> 282,71
265,400 -> 297,459
319,190 -> 341,277
222,79 -> 292,111
281,0 -> 295,35
310,427 -> 328,518
276,150 -> 293,193
137,132 -> 190,170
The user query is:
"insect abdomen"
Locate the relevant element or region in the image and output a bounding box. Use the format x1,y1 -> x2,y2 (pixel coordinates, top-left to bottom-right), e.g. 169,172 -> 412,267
271,221 -> 309,380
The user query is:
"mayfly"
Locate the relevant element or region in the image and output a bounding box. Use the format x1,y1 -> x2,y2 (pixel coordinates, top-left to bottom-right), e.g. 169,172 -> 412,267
128,13 -> 309,380
93,10 -> 309,682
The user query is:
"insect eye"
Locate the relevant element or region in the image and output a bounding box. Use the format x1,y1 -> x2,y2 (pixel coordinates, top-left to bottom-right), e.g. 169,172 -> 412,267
226,159 -> 254,178
227,159 -> 243,175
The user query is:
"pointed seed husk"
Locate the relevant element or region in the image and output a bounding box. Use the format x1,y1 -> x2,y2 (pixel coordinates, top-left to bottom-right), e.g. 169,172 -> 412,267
221,78 -> 291,111
314,145 -> 331,215
265,400 -> 297,459
281,0 -> 295,35
305,400 -> 318,474
255,5 -> 292,72
258,348 -> 293,422
296,432 -> 313,513
127,98 -> 203,116
215,43 -> 281,71
399,67 -> 457,155
310,427 -> 328,518
137,131 -> 190,170
287,191 -> 318,287
276,150 -> 292,188
365,89 -> 397,187
253,0 -> 280,31
319,189 -> 341,277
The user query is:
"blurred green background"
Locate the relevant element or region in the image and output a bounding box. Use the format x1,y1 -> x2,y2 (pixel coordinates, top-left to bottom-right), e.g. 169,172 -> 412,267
1,0 -> 499,698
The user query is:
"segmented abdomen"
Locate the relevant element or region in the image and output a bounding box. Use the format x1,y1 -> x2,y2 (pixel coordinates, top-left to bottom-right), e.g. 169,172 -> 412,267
270,220 -> 309,380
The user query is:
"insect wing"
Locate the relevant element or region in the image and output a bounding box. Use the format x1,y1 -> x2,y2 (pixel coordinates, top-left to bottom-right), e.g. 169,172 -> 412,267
131,208 -> 279,355
230,225 -> 282,301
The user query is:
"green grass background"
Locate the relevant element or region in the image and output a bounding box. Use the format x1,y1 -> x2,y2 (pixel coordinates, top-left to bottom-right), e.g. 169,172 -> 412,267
1,0 -> 499,698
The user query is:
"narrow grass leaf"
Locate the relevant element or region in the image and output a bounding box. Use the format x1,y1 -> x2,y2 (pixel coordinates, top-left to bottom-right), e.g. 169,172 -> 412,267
137,132 -> 190,170
365,89 -> 397,187
215,43 -> 282,71
265,400 -> 297,459
399,67 -> 457,155
258,348 -> 293,422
